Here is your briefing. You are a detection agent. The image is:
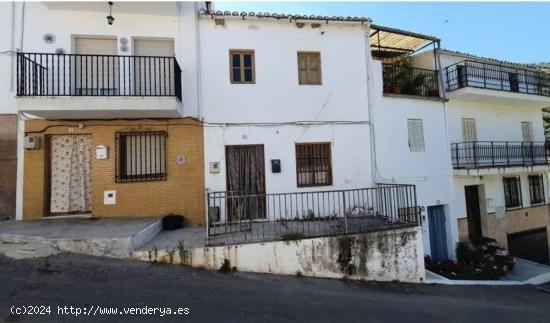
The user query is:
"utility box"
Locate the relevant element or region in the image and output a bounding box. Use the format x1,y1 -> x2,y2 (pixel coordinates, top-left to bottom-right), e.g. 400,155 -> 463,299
271,159 -> 281,173
23,135 -> 40,150
96,145 -> 108,159
104,190 -> 116,205
209,162 -> 220,174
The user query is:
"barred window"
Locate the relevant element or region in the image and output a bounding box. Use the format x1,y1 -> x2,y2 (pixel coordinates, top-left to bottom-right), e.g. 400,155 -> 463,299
528,174 -> 545,205
295,143 -> 332,187
503,176 -> 522,209
115,131 -> 167,182
407,119 -> 425,152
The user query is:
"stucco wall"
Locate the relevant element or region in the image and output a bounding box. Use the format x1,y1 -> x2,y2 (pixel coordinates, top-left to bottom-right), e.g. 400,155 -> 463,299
199,18 -> 374,195
23,118 -> 206,224
135,226 -> 425,283
370,60 -> 453,256
0,115 -> 17,220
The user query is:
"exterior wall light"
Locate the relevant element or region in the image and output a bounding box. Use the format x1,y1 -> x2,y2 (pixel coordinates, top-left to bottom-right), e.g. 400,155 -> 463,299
106,2 -> 115,25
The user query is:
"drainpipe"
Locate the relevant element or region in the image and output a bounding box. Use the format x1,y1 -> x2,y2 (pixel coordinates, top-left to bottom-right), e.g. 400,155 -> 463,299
10,1 -> 15,91
363,23 -> 377,186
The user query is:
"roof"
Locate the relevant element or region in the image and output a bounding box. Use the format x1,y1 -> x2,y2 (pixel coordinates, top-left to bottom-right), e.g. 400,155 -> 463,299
199,9 -> 371,24
438,49 -> 543,71
370,24 -> 439,59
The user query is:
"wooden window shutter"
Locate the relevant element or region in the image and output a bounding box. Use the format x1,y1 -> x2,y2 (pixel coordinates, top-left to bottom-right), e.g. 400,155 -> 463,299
298,52 -> 321,85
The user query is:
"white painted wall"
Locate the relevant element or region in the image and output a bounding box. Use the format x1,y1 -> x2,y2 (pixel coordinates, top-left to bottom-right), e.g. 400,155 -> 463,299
369,60 -> 453,256
0,2 -> 201,117
200,18 -> 374,204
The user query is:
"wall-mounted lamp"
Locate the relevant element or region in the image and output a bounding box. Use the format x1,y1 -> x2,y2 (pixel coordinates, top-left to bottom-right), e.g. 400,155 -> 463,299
106,2 -> 115,25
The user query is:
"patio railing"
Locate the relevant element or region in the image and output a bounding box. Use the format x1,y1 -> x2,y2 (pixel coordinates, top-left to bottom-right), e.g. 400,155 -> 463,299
382,64 -> 440,98
451,141 -> 549,169
445,60 -> 550,97
206,184 -> 419,245
16,52 -> 182,101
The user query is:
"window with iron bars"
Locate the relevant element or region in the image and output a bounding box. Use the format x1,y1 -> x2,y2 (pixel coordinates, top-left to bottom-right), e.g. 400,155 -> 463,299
528,174 -> 545,205
295,143 -> 332,187
503,176 -> 522,209
115,131 -> 167,182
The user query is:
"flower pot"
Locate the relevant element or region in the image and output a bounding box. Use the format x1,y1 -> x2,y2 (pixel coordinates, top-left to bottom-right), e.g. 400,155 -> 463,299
162,214 -> 184,230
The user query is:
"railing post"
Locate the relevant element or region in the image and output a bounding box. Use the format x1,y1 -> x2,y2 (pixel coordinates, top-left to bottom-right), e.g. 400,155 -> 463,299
342,190 -> 348,234
522,142 -> 525,166
454,143 -> 460,168
473,141 -> 478,168
531,142 -> 534,164
500,65 -> 504,90
506,142 -> 510,167
483,63 -> 486,88
491,141 -> 495,167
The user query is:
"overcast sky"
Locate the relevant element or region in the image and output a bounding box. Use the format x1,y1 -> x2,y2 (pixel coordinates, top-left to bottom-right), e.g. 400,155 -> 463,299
214,2 -> 550,64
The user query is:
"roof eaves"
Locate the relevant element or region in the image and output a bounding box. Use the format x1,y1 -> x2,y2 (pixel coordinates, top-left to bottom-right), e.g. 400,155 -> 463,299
200,9 -> 372,24
438,48 -> 541,70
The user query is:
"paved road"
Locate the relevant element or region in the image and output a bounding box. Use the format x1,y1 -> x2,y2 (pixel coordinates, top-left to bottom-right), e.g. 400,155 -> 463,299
1,254 -> 549,323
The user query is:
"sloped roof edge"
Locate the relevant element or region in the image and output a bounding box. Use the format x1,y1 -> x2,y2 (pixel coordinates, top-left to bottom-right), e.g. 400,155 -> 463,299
199,9 -> 372,24
438,48 -> 543,71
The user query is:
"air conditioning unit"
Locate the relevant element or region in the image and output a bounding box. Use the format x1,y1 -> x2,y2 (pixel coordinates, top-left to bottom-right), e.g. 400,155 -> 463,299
24,135 -> 40,150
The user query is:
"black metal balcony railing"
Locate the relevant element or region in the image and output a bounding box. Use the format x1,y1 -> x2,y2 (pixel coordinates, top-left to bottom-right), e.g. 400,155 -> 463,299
16,52 -> 182,101
445,60 -> 550,97
382,64 -> 440,98
206,184 -> 419,245
451,141 -> 549,169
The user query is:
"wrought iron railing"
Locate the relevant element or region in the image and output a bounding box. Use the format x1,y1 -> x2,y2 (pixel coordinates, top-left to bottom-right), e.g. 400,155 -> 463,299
382,64 -> 440,98
206,184 -> 419,245
451,141 -> 549,169
16,52 -> 182,101
445,60 -> 550,97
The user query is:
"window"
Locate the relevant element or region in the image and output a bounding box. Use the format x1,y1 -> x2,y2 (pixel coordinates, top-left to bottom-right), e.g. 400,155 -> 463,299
230,50 -> 255,84
521,122 -> 533,142
503,176 -> 522,209
528,174 -> 545,205
115,131 -> 167,182
407,119 -> 425,152
461,118 -> 476,142
297,52 -> 322,85
295,143 -> 332,187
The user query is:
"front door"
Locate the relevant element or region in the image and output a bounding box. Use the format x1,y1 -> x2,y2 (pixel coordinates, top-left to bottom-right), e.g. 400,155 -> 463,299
48,135 -> 92,215
465,185 -> 482,239
225,145 -> 266,221
428,205 -> 449,261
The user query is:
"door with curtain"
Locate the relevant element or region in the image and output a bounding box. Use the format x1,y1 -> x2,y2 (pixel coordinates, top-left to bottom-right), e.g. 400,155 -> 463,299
225,145 -> 266,222
48,135 -> 92,215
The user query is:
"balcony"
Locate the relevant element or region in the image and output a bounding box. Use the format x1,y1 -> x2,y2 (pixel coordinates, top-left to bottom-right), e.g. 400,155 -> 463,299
445,60 -> 550,105
382,63 -> 440,99
16,52 -> 183,119
451,141 -> 549,175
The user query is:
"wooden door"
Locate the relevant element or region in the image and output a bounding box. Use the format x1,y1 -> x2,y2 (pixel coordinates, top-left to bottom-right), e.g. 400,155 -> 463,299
225,145 -> 266,221
465,185 -> 482,239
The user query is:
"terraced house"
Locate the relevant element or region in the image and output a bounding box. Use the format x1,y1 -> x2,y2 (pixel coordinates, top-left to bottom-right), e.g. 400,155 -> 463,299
0,1 -> 549,280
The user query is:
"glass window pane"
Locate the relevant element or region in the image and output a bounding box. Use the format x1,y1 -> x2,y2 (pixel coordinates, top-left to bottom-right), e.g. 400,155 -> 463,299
244,68 -> 253,82
243,54 -> 252,68
232,68 -> 241,82
232,54 -> 241,68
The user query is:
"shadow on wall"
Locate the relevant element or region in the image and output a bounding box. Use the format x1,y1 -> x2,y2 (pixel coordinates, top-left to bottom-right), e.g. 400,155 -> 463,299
0,115 -> 17,221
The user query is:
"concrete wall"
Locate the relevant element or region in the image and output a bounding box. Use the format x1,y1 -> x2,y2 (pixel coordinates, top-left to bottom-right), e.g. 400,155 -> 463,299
199,18 -> 374,197
23,118 -> 206,224
0,115 -> 17,220
135,226 -> 425,283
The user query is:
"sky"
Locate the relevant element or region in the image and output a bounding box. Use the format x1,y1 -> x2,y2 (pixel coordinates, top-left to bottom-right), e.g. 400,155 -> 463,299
214,2 -> 550,64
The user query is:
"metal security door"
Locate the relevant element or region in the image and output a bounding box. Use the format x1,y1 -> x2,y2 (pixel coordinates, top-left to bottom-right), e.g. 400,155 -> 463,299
428,205 -> 449,261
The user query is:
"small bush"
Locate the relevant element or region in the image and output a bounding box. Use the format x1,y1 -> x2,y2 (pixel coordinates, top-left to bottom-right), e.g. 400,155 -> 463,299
426,237 -> 515,280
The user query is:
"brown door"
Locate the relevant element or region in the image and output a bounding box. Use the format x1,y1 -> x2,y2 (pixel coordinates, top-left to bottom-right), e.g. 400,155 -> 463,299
225,145 -> 266,221
465,185 -> 482,239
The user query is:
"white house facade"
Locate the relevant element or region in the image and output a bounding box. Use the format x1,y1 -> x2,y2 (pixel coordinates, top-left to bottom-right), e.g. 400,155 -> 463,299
0,2 -> 548,268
